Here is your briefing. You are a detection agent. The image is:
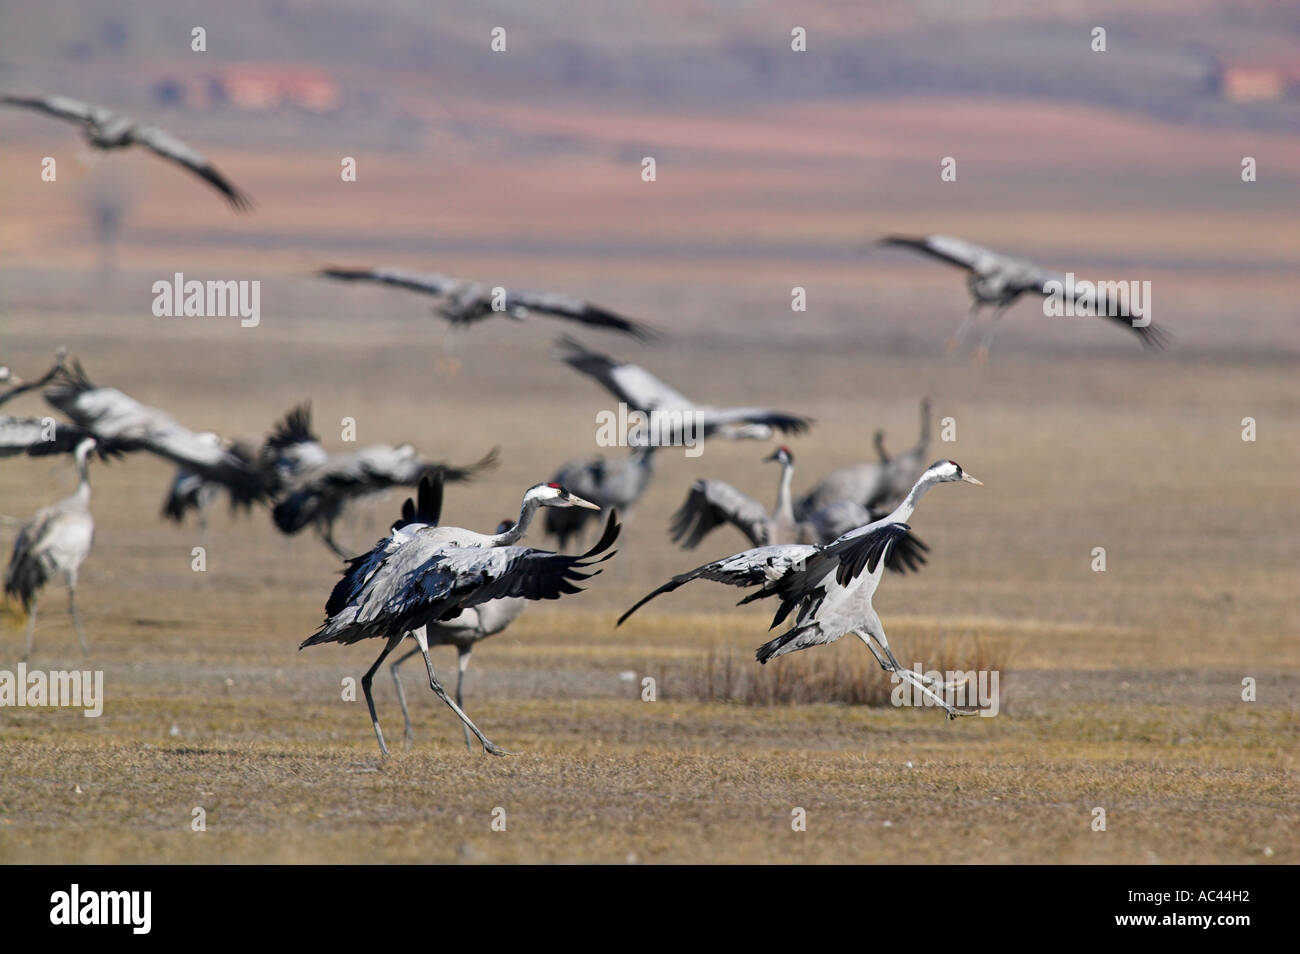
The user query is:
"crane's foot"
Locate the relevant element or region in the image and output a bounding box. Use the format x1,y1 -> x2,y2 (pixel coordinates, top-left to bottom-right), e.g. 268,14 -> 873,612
973,346 -> 990,365
482,740 -> 512,757
434,356 -> 461,378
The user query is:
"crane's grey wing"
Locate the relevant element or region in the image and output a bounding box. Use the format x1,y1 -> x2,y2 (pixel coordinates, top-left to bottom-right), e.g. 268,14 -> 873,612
755,522 -> 912,629
506,288 -> 657,341
318,266 -> 459,298
436,446 -> 499,483
556,336 -> 693,411
1030,267 -> 1170,349
2,93 -> 110,124
45,360 -> 258,496
317,447 -> 488,493
669,479 -> 770,549
1,416 -> 56,457
2,417 -> 84,457
882,234 -> 1003,274
617,543 -> 816,625
698,406 -> 813,437
44,360 -> 163,442
126,124 -> 252,210
304,525 -> 453,646
145,427 -> 264,504
415,512 -> 621,617
1,416 -> 122,460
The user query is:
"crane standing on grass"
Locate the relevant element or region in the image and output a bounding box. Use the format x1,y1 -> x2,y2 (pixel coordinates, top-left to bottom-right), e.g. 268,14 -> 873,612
301,477 -> 618,756
4,437 -> 97,660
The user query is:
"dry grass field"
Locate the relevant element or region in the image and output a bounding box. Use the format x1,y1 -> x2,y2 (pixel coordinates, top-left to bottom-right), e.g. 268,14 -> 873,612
1,1 -> 1297,864
0,303 -> 1295,864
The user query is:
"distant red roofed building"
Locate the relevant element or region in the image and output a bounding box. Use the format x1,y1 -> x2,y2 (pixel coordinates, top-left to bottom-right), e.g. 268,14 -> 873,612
1215,58 -> 1300,102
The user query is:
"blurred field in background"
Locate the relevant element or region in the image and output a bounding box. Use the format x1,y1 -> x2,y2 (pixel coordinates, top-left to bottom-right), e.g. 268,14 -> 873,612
0,1 -> 1296,863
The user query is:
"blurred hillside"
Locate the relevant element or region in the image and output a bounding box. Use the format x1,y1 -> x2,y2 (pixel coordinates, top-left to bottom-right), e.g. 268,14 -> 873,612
1,1 -> 1297,358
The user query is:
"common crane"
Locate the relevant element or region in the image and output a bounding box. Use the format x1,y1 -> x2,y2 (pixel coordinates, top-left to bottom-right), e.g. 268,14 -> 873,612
319,267 -> 656,340
160,434 -> 260,539
4,437 -> 97,660
43,359 -> 263,504
2,94 -> 252,210
160,403 -> 318,537
257,403 -> 329,495
271,435 -> 499,560
543,443 -> 658,550
302,479 -> 616,756
619,460 -> 982,718
384,483 -> 528,749
882,234 -> 1168,358
796,398 -> 930,518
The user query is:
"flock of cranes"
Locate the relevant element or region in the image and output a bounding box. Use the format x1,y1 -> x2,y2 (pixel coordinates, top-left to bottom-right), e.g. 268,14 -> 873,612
2,90 -> 1171,756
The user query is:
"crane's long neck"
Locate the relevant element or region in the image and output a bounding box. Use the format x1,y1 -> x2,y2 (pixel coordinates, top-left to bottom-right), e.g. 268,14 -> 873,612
488,494 -> 541,546
73,450 -> 92,506
773,461 -> 796,525
913,402 -> 931,455
888,471 -> 939,524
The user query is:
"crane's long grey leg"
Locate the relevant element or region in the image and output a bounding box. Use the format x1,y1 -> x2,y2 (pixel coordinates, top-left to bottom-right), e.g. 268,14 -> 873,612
22,597 -> 38,662
974,304 -> 1009,364
67,575 -> 89,656
946,301 -> 981,354
456,646 -> 473,752
362,633 -> 406,757
389,641 -> 423,748
862,621 -> 966,693
855,629 -> 975,719
413,628 -> 507,756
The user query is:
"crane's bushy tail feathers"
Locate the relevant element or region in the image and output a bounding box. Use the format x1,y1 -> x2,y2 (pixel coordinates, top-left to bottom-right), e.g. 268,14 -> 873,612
439,446 -> 500,483
755,623 -> 816,664
272,491 -> 314,533
392,474 -> 444,531
3,554 -> 46,613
